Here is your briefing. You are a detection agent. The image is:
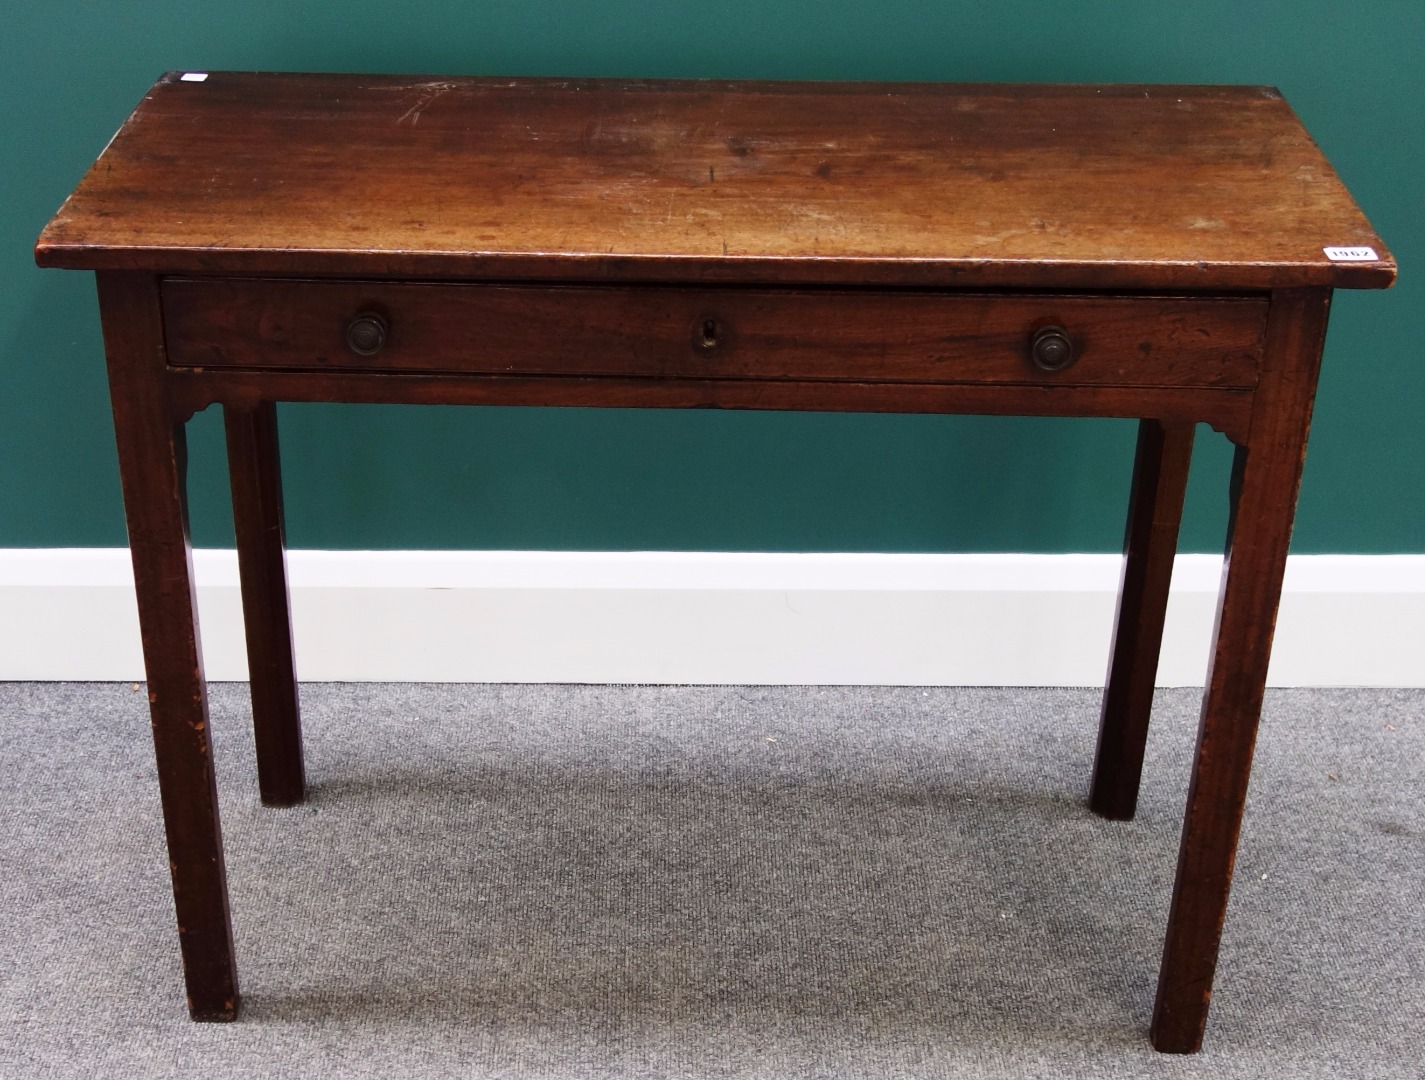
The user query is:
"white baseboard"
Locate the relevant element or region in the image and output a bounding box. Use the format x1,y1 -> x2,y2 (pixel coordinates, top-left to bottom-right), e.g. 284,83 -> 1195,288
2,550 -> 1421,686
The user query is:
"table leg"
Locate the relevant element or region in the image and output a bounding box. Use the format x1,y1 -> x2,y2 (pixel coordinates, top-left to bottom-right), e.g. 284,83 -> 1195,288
97,271 -> 239,1020
1090,419 -> 1194,820
1150,289 -> 1331,1052
225,401 -> 305,806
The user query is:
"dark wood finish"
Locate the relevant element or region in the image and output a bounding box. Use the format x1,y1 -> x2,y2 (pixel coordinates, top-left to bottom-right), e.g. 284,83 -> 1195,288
1151,288 -> 1332,1052
96,271 -> 238,1021
224,401 -> 305,807
39,75 -> 1394,1051
1091,419 -> 1195,820
167,367 -> 1258,444
38,75 -> 1392,290
163,278 -> 1267,388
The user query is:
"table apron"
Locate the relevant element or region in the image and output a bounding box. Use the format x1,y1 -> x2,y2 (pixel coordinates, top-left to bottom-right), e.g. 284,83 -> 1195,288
162,366 -> 1255,443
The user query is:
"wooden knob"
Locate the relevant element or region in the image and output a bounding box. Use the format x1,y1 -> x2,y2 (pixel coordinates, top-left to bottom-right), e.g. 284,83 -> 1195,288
1030,325 -> 1074,372
346,312 -> 387,356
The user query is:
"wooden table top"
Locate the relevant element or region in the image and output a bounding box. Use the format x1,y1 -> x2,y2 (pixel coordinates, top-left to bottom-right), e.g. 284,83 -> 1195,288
36,72 -> 1394,290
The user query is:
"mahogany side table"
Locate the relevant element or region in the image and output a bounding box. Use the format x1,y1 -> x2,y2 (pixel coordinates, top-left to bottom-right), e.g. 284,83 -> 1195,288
35,73 -> 1394,1052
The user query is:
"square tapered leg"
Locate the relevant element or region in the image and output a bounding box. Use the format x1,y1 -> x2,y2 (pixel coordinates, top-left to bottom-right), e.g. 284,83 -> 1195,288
99,271 -> 239,1020
1091,419 -> 1195,820
1151,288 -> 1331,1052
225,401 -> 305,806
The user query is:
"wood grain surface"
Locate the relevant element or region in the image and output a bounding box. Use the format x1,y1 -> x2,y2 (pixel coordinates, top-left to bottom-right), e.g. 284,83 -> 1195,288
161,278 -> 1268,387
37,73 -> 1396,1051
37,74 -> 1394,289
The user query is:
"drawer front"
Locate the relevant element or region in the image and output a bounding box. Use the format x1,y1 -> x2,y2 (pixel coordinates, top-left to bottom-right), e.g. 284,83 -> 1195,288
162,278 -> 1266,388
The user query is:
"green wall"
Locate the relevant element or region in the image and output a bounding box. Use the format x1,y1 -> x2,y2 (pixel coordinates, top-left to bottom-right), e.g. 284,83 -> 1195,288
4,1 -> 1419,552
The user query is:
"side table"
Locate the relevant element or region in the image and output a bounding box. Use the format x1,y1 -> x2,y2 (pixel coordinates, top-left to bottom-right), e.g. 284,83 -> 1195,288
35,73 -> 1394,1052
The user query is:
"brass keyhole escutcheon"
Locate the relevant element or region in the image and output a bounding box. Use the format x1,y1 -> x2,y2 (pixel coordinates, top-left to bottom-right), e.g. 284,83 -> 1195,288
695,317 -> 721,351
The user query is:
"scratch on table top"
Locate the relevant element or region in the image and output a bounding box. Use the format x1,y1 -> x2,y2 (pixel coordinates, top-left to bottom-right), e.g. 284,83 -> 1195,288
397,81 -> 460,125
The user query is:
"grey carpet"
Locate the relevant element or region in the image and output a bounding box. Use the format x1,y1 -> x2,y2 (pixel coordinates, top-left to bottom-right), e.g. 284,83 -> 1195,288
1,683 -> 1421,1079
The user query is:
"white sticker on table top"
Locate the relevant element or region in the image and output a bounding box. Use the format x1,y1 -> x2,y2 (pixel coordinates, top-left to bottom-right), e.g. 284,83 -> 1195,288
179,72 -> 209,82
1323,246 -> 1378,262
